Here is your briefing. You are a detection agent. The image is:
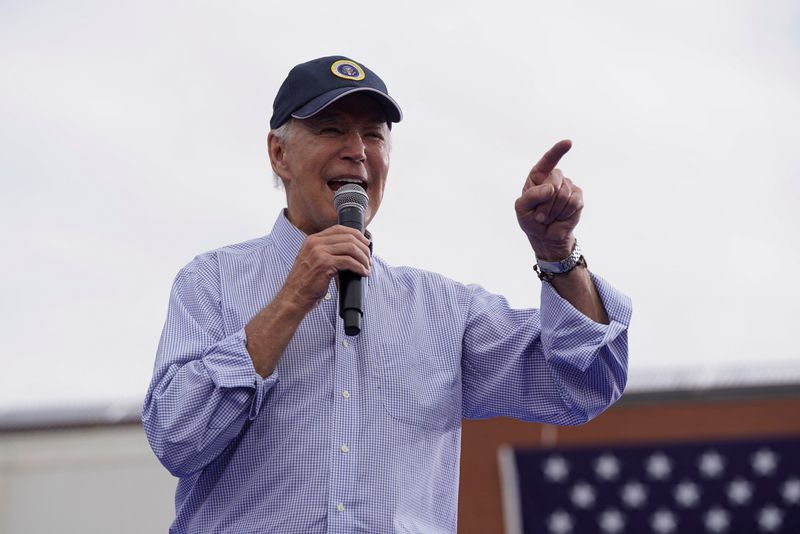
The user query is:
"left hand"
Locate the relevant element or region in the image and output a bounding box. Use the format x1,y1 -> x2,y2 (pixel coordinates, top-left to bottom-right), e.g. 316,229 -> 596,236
515,139 -> 583,260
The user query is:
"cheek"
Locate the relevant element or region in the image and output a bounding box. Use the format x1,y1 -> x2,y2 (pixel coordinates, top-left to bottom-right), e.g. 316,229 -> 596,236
367,185 -> 384,218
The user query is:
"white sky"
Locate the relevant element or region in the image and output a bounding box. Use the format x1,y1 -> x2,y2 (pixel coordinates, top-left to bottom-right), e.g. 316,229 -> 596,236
1,1 -> 798,410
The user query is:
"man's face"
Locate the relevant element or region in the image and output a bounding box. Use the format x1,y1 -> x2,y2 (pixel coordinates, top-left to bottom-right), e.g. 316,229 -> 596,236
269,93 -> 391,235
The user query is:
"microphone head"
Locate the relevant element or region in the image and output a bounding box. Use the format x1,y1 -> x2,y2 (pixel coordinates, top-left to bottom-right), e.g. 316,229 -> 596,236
333,183 -> 369,212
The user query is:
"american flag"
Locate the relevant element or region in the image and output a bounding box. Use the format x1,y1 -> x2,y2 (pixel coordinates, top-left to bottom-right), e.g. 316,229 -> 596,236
498,436 -> 800,533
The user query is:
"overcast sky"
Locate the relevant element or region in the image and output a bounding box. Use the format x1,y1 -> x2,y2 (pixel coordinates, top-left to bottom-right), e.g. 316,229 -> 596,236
1,1 -> 798,410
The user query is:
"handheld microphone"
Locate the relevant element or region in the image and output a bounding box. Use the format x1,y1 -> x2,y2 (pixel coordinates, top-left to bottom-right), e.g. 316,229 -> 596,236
333,184 -> 369,336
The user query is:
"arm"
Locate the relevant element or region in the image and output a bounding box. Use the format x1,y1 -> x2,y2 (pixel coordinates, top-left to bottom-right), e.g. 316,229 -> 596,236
142,226 -> 371,477
514,139 -> 608,324
460,139 -> 631,423
461,274 -> 631,424
142,260 -> 274,478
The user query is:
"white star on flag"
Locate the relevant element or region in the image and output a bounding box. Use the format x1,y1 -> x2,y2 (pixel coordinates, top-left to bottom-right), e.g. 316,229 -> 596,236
698,450 -> 725,478
547,510 -> 574,534
594,453 -> 621,481
570,481 -> 596,509
782,477 -> 800,505
673,480 -> 701,508
704,507 -> 730,533
597,509 -> 625,534
751,448 -> 779,477
543,455 -> 570,483
620,481 -> 648,509
651,508 -> 678,534
646,452 -> 673,480
757,505 -> 783,532
727,478 -> 753,506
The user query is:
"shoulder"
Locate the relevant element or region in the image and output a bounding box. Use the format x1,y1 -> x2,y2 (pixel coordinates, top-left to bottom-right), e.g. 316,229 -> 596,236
177,234 -> 274,283
195,234 -> 272,262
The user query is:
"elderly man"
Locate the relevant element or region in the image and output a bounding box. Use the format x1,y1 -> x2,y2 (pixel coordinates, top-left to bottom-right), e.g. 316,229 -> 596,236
143,55 -> 631,533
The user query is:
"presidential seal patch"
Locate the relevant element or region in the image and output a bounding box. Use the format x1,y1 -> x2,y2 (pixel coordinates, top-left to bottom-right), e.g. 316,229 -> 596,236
331,59 -> 366,81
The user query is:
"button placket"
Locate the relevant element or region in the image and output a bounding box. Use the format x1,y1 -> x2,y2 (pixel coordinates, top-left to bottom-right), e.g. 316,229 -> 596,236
331,322 -> 357,527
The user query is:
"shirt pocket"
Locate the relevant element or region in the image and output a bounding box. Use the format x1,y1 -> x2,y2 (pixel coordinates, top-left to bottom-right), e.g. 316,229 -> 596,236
379,343 -> 461,432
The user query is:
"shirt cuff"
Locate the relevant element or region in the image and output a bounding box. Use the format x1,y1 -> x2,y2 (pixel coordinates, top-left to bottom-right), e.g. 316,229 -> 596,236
202,327 -> 279,419
540,272 -> 632,372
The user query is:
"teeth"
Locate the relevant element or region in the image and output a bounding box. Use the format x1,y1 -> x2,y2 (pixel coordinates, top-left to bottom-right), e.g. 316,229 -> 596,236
329,178 -> 366,188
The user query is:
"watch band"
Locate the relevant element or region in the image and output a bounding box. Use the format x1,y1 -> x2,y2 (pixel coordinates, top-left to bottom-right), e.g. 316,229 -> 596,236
534,239 -> 586,281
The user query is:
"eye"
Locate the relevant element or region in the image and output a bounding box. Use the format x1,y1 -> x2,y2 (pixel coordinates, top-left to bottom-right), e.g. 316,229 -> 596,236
365,130 -> 385,141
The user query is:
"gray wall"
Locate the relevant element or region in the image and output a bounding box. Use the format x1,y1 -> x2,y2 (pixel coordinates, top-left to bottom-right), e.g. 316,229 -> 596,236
0,425 -> 175,534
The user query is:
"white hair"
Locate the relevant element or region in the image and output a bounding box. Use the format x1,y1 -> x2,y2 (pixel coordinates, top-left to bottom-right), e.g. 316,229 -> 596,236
270,120 -> 294,189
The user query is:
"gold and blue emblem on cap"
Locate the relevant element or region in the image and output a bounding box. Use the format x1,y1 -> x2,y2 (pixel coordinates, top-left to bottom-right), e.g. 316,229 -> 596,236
331,59 -> 366,81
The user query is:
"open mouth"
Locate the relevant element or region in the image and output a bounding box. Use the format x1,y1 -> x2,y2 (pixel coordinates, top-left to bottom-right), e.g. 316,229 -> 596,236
327,179 -> 367,192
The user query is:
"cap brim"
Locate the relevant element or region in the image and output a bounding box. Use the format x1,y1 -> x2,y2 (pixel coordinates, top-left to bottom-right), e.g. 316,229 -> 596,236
291,87 -> 403,124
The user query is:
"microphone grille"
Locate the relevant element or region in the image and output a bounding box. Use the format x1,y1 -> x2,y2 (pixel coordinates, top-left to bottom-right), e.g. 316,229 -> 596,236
333,183 -> 369,211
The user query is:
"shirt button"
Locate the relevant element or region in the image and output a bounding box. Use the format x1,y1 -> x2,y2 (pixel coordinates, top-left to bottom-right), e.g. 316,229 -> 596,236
340,444 -> 350,453
342,340 -> 349,348
342,390 -> 351,399
324,293 -> 332,301
336,503 -> 345,513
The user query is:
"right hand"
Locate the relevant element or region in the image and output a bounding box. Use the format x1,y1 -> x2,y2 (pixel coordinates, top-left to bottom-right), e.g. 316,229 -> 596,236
282,225 -> 371,310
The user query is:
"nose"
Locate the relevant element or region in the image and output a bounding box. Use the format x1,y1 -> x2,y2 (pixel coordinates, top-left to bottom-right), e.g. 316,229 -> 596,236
340,130 -> 366,163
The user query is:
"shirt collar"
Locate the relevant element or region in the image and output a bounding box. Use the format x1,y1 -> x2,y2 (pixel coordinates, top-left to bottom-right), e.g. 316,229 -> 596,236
271,210 -> 308,271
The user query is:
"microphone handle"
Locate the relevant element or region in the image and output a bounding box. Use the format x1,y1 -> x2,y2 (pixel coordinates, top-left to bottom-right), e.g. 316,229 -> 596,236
339,270 -> 363,336
338,205 -> 365,336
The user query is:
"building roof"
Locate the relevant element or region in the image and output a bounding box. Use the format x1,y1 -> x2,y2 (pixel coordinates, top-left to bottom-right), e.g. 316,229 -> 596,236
2,361 -> 799,431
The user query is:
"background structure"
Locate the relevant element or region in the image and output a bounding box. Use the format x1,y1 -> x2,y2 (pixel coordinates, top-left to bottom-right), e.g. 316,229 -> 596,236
2,368 -> 799,533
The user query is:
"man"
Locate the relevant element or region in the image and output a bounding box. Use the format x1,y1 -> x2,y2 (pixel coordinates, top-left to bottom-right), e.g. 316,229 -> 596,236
143,55 -> 631,533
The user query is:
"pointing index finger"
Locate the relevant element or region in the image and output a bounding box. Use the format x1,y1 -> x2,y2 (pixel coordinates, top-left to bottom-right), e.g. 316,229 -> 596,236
528,139 -> 572,184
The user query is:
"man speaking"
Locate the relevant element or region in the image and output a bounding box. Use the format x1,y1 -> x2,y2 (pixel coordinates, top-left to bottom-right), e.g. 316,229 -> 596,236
142,55 -> 631,533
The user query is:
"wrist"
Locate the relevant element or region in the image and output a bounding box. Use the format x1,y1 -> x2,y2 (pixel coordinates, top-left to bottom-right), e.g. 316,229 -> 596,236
533,238 -> 586,281
528,235 -> 576,261
276,285 -> 319,316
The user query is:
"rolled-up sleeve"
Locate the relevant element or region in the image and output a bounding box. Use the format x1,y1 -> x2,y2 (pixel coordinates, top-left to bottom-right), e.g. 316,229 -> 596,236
461,273 -> 631,425
141,258 -> 278,478
538,273 -> 632,423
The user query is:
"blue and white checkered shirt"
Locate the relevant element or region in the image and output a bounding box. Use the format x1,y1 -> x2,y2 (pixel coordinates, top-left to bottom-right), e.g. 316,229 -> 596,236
142,211 -> 631,533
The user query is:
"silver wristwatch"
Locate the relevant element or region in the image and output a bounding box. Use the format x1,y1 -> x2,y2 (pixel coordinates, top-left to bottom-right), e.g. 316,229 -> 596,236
533,239 -> 587,281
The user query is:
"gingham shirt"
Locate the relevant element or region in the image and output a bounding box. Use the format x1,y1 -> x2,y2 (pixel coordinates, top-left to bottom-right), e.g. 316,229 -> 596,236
142,211 -> 632,534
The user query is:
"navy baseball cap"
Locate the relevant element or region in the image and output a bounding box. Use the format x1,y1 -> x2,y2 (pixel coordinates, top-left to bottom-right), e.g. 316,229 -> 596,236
270,55 -> 403,130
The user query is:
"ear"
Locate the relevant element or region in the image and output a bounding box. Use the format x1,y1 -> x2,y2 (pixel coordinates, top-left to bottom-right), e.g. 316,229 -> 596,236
267,132 -> 290,184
